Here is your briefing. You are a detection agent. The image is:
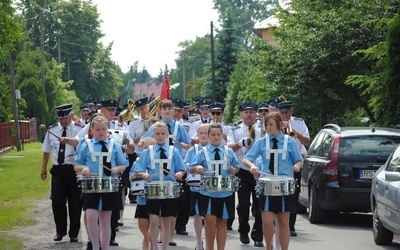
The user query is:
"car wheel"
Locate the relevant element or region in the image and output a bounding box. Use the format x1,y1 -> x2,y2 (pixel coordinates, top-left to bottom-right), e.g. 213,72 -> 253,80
309,186 -> 324,224
372,204 -> 393,245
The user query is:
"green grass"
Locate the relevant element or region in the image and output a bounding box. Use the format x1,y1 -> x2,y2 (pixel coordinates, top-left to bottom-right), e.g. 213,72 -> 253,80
0,143 -> 50,248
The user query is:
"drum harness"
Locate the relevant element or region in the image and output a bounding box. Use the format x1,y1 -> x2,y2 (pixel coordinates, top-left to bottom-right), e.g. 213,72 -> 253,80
148,145 -> 174,182
202,146 -> 230,176
85,136 -> 115,177
265,134 -> 289,176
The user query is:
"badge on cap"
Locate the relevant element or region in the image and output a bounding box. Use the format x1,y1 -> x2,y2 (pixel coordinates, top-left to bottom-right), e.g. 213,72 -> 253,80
55,104 -> 73,118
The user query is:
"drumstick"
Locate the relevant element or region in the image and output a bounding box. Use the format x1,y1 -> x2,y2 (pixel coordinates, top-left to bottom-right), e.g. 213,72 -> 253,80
248,168 -> 274,176
163,168 -> 176,178
258,171 -> 274,176
39,124 -> 60,139
280,162 -> 294,170
102,165 -> 112,172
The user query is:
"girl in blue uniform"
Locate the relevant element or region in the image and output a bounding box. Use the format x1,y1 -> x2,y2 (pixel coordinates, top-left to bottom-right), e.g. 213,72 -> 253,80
134,122 -> 186,250
184,123 -> 209,250
74,114 -> 126,250
129,137 -> 156,250
190,123 -> 240,250
242,112 -> 303,250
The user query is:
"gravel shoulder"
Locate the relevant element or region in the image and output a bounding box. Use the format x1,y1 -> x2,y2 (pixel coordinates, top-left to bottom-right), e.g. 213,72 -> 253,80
8,193 -> 85,250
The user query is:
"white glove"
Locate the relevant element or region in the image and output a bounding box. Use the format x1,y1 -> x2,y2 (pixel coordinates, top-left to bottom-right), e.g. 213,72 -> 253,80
239,137 -> 253,148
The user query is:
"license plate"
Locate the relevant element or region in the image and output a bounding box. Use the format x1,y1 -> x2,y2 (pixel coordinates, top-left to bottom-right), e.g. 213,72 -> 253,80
359,170 -> 376,179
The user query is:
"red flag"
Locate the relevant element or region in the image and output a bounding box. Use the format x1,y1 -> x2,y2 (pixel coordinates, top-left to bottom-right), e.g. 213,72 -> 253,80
160,66 -> 170,99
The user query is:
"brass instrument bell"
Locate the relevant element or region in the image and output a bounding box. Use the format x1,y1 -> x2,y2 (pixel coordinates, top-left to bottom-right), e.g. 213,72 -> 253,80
120,99 -> 136,122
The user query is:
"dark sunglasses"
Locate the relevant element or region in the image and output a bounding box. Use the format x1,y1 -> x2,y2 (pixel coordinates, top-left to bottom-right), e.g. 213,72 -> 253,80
259,109 -> 269,113
211,112 -> 222,116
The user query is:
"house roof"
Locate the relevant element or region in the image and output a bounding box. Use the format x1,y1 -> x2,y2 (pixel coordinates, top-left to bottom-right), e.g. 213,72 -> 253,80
253,15 -> 280,37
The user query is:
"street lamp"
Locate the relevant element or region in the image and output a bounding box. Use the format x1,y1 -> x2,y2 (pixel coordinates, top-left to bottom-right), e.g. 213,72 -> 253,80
15,89 -> 23,150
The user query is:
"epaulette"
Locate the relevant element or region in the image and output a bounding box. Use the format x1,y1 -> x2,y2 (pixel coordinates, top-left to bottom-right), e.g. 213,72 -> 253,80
74,122 -> 85,128
293,116 -> 304,121
233,120 -> 243,127
49,123 -> 58,129
231,123 -> 241,130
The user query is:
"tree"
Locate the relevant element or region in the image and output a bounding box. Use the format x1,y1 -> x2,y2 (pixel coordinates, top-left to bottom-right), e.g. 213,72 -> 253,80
0,0 -> 23,122
14,47 -> 79,125
205,12 -> 241,102
247,0 -> 399,131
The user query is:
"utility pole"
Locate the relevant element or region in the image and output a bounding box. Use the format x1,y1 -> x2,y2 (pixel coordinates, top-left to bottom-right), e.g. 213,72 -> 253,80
181,52 -> 187,100
40,11 -> 45,92
8,55 -> 22,151
211,21 -> 216,101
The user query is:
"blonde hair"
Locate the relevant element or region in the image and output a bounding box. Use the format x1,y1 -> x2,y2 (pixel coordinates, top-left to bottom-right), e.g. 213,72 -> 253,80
197,123 -> 210,132
152,122 -> 168,133
141,137 -> 156,149
90,113 -> 109,129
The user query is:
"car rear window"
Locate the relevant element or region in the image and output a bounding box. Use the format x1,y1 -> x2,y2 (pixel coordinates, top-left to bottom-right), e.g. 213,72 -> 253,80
339,136 -> 400,163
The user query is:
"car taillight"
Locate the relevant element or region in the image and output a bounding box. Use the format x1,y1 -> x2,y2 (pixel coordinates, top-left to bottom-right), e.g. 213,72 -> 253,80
322,137 -> 340,180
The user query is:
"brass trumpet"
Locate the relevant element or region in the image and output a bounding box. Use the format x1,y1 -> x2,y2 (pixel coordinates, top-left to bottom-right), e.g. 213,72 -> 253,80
283,119 -> 297,138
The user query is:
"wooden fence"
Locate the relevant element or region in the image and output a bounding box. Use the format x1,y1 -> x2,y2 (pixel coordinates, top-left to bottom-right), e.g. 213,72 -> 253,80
0,119 -> 38,150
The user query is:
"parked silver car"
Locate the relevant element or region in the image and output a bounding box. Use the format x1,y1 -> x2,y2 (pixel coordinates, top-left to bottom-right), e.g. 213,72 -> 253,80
371,145 -> 400,245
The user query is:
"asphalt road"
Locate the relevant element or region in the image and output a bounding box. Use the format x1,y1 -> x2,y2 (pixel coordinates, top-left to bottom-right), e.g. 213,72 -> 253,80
51,196 -> 400,250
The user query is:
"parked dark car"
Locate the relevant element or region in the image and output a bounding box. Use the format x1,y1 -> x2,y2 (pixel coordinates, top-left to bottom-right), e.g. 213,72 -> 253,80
299,124 -> 400,223
371,145 -> 400,245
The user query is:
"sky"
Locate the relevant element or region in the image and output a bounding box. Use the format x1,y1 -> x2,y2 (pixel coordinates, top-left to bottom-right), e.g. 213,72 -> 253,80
91,0 -> 220,77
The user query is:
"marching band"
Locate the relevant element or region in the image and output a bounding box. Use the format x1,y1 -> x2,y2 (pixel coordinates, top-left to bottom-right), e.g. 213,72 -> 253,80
41,96 -> 309,250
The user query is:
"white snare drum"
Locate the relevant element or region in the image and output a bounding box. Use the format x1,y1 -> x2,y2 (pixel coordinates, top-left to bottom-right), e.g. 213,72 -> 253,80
78,175 -> 120,193
256,175 -> 295,196
108,129 -> 127,145
186,172 -> 202,187
130,178 -> 146,196
144,181 -> 181,199
201,175 -> 239,192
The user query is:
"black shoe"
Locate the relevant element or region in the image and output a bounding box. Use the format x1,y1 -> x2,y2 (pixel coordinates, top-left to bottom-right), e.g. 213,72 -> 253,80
169,242 -> 177,246
110,240 -> 119,246
70,237 -> 78,242
53,234 -> 65,241
254,241 -> 264,247
290,230 -> 297,237
86,241 -> 93,250
176,230 -> 188,235
239,234 -> 250,244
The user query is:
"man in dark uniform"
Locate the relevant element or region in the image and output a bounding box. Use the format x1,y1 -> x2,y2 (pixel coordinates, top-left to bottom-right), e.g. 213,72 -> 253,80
41,104 -> 84,242
227,101 -> 264,247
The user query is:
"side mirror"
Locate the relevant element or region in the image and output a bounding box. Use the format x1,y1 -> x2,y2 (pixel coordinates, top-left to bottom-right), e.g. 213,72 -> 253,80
385,171 -> 400,182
